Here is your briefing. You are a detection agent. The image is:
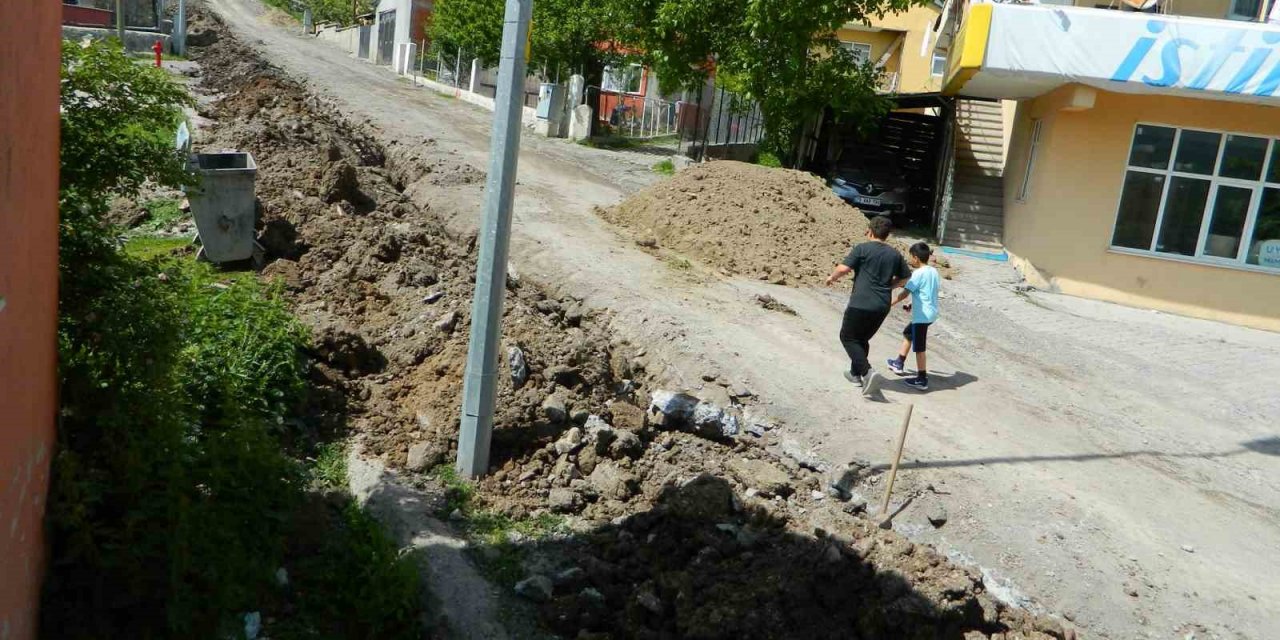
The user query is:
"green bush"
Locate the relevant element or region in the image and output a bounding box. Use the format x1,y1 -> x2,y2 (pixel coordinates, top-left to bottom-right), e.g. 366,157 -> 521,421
653,159 -> 676,176
45,39 -> 423,639
754,151 -> 782,168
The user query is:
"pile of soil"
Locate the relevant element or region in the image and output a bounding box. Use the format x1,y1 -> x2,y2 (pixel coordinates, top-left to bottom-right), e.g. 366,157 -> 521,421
182,13 -> 1062,639
599,161 -> 950,285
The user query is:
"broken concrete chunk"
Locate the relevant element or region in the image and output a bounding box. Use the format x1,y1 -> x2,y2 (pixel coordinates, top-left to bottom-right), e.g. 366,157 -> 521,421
508,346 -> 529,388
406,442 -> 431,472
780,439 -> 828,473
589,460 -> 638,501
660,473 -> 736,521
434,310 -> 459,333
608,429 -> 643,460
547,487 -> 583,514
826,462 -> 867,501
927,504 -> 949,528
564,303 -> 584,326
649,390 -> 699,421
514,575 -> 554,602
554,427 -> 583,456
320,160 -> 359,204
542,394 -> 568,423
726,458 -> 793,498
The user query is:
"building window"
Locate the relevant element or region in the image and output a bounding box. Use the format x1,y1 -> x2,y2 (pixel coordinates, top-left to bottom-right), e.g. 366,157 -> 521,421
602,64 -> 643,94
1111,124 -> 1280,271
1228,0 -> 1274,19
931,53 -> 947,77
839,41 -> 873,66
1018,119 -> 1042,202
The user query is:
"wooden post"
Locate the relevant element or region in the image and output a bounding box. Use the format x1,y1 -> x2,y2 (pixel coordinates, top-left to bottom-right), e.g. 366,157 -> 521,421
878,404 -> 914,522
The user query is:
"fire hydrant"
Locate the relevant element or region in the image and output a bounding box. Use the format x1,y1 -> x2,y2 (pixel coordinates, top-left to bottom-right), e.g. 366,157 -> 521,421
153,40 -> 163,68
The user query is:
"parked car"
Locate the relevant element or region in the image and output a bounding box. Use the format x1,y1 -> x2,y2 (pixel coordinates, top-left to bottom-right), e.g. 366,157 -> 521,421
830,164 -> 910,219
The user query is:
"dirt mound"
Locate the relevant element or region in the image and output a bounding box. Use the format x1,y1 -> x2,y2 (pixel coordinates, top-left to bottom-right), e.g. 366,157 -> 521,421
600,161 -> 949,285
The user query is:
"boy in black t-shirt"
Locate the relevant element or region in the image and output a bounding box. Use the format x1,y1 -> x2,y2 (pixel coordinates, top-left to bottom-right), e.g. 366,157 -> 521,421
825,216 -> 911,397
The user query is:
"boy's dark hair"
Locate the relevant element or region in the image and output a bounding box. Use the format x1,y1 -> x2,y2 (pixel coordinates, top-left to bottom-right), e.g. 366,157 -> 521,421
868,216 -> 893,240
910,242 -> 932,263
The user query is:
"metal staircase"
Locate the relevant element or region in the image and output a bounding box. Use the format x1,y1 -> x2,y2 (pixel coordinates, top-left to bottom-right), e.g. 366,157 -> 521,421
942,99 -> 1006,251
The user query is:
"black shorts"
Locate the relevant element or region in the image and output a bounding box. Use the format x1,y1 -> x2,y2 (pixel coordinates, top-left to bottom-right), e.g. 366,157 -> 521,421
903,322 -> 931,353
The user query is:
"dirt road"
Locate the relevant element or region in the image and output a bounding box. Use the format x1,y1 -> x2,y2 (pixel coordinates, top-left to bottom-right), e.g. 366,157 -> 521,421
206,1 -> 1280,636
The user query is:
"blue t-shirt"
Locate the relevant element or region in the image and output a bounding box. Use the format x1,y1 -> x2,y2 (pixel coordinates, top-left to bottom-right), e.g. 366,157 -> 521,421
904,265 -> 940,324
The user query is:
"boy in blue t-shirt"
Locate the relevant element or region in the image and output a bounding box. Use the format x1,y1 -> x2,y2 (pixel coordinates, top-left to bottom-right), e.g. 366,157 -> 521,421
887,243 -> 940,390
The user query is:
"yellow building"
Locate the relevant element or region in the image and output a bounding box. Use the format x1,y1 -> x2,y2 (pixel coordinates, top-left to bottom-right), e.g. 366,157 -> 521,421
836,1 -> 952,94
944,0 -> 1280,331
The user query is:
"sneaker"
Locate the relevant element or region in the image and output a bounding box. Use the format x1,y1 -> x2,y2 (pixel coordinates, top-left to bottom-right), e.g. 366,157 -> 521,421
904,377 -> 929,391
843,371 -> 863,386
861,369 -> 883,397
886,358 -> 906,375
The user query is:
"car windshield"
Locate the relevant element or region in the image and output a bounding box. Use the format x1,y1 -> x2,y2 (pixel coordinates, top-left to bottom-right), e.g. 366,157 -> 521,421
835,163 -> 899,183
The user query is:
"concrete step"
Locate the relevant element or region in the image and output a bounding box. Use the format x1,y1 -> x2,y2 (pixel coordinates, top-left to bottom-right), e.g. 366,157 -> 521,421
942,235 -> 1005,251
943,224 -> 1004,243
948,212 -> 1005,230
950,191 -> 1005,208
953,178 -> 1005,195
956,165 -> 1005,179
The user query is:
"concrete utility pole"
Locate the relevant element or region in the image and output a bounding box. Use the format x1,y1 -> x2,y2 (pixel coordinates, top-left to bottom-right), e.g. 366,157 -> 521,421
116,0 -> 125,43
174,0 -> 186,56
455,0 -> 533,478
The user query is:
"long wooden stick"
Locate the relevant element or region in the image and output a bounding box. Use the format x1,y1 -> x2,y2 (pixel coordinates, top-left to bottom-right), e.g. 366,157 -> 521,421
879,404 -> 914,521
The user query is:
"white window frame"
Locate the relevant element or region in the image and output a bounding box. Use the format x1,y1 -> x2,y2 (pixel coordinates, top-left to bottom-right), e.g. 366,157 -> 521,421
840,41 -> 873,66
602,63 -> 643,95
930,52 -> 947,77
1017,119 -> 1042,203
1110,122 -> 1280,274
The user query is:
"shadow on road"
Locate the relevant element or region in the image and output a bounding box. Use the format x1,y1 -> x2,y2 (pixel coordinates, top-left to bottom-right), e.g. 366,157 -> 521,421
875,436 -> 1280,472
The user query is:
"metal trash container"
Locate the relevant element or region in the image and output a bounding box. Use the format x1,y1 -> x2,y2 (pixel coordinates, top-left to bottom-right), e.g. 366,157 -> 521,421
185,151 -> 257,263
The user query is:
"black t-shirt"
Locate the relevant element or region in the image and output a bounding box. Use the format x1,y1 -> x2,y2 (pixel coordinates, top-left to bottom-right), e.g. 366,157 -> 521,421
842,241 -> 911,312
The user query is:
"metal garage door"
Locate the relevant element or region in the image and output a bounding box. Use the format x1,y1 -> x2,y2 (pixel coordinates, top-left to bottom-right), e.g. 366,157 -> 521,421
377,10 -> 396,65
357,25 -> 371,59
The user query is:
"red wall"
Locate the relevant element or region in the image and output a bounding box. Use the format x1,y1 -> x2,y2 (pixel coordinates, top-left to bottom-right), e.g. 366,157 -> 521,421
63,5 -> 114,27
0,0 -> 61,638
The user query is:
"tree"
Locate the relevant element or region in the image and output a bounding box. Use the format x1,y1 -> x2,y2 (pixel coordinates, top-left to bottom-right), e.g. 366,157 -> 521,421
622,0 -> 926,161
429,0 -> 625,79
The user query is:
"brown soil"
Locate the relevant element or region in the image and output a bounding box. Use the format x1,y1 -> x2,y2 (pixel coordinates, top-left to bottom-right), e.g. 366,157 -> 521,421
599,161 -> 951,285
184,11 -> 1066,639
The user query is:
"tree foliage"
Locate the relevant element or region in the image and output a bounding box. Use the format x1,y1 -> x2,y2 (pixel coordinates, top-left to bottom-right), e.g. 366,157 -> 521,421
628,0 -> 927,158
429,0 -> 927,158
430,0 -> 625,76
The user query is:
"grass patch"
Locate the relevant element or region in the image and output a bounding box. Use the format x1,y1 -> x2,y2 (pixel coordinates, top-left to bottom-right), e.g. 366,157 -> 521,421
311,441 -> 349,491
754,151 -> 782,168
667,256 -> 693,271
140,196 -> 186,230
431,466 -> 564,586
123,234 -> 189,260
652,159 -> 675,176
580,134 -> 637,150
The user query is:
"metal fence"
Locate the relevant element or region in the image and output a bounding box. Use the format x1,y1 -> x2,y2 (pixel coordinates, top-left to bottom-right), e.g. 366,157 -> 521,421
412,46 -> 543,108
675,85 -> 766,162
584,87 -> 680,140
